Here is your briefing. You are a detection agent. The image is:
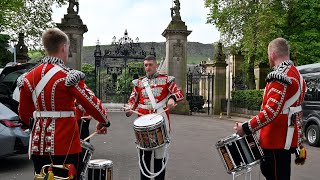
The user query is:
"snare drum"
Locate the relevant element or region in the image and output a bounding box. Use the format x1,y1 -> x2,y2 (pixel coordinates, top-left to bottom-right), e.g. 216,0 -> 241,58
79,140 -> 95,179
133,114 -> 169,150
216,134 -> 264,173
87,159 -> 113,180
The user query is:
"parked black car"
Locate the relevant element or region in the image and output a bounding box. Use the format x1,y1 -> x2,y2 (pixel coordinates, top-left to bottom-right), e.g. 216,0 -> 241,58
186,94 -> 205,112
0,63 -> 36,94
297,63 -> 320,147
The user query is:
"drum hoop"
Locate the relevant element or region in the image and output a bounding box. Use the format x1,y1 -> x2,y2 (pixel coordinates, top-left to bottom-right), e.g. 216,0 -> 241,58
88,163 -> 113,168
80,140 -> 95,151
133,119 -> 164,129
247,160 -> 260,167
133,124 -> 164,131
88,159 -> 113,168
137,141 -> 170,151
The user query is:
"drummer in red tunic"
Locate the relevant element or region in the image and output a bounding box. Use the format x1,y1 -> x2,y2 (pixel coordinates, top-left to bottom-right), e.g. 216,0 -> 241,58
234,38 -> 307,180
125,55 -> 184,180
18,28 -> 110,179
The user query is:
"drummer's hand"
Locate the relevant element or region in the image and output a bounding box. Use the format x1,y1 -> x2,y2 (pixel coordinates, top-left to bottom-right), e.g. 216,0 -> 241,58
167,98 -> 177,110
234,122 -> 245,137
81,115 -> 92,121
123,105 -> 133,117
96,122 -> 107,134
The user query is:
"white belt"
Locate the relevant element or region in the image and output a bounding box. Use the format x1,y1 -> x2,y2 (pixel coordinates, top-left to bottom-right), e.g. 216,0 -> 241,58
138,98 -> 167,111
281,106 -> 302,114
139,104 -> 153,110
33,111 -> 75,118
283,105 -> 302,150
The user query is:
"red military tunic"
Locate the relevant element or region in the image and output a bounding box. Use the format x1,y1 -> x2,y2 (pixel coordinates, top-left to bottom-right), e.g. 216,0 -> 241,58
127,73 -> 184,127
18,57 -> 108,156
243,60 -> 306,149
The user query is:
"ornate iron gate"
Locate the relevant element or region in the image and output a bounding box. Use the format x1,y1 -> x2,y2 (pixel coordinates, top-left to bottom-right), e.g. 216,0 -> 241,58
94,30 -> 149,103
186,64 -> 214,115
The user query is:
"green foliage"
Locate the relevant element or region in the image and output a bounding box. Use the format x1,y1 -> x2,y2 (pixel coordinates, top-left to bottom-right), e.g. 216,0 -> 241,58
0,34 -> 13,67
285,0 -> 320,65
0,0 -> 24,31
93,62 -> 144,103
81,63 -> 95,91
28,50 -> 45,63
1,0 -> 68,48
116,62 -> 144,94
205,0 -> 320,87
232,89 -> 264,110
205,0 -> 288,89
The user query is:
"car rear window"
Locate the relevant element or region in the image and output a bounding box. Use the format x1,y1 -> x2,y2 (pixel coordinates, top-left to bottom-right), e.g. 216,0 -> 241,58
1,71 -> 24,90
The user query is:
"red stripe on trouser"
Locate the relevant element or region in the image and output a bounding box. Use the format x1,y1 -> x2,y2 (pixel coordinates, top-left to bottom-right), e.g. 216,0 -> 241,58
77,153 -> 80,180
273,150 -> 277,180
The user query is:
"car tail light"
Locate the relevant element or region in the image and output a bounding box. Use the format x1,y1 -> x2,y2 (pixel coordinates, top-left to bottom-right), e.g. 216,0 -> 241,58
0,119 -> 21,127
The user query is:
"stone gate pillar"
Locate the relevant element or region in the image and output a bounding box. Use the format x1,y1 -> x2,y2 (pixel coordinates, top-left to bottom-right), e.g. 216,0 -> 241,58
254,62 -> 269,90
213,42 -> 227,115
56,0 -> 87,70
15,33 -> 30,63
161,0 -> 191,115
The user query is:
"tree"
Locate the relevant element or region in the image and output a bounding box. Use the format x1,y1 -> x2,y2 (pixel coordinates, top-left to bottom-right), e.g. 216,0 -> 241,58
0,34 -> 13,67
81,63 -> 95,91
1,0 -> 68,48
116,62 -> 144,94
284,0 -> 320,65
28,50 -> 46,63
0,0 -> 24,31
205,0 -> 320,89
205,0 -> 284,89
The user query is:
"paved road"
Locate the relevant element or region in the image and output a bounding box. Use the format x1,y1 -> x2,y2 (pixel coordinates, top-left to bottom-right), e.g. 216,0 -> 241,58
0,112 -> 318,180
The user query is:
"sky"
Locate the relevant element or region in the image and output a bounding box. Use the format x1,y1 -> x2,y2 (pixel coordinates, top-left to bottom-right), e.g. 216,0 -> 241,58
52,0 -> 220,46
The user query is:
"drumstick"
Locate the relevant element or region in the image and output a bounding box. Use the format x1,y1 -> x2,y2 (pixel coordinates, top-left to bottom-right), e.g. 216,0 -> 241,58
81,116 -> 91,119
156,108 -> 169,116
150,108 -> 169,119
83,131 -> 97,141
121,107 -> 144,116
130,109 -> 144,116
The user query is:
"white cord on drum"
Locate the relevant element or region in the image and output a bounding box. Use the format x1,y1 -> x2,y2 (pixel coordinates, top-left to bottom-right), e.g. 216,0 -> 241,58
138,143 -> 170,179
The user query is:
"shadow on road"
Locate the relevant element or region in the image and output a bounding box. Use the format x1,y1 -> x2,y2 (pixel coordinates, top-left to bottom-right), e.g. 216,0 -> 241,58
0,154 -> 31,173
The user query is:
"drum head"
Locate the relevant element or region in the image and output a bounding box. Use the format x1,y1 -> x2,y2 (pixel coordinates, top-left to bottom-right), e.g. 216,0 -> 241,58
88,159 -> 113,168
133,114 -> 164,127
216,134 -> 239,148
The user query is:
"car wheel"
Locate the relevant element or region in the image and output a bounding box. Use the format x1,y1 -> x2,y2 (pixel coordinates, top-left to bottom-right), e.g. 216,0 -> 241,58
192,107 -> 199,112
306,124 -> 320,147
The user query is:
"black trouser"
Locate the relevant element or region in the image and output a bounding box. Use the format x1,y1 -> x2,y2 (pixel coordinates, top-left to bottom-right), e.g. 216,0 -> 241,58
139,149 -> 166,180
77,119 -> 91,142
260,149 -> 292,180
77,119 -> 91,178
32,153 -> 80,179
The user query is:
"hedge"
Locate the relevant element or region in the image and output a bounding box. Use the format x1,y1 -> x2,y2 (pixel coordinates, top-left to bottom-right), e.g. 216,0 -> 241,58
232,90 -> 264,110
